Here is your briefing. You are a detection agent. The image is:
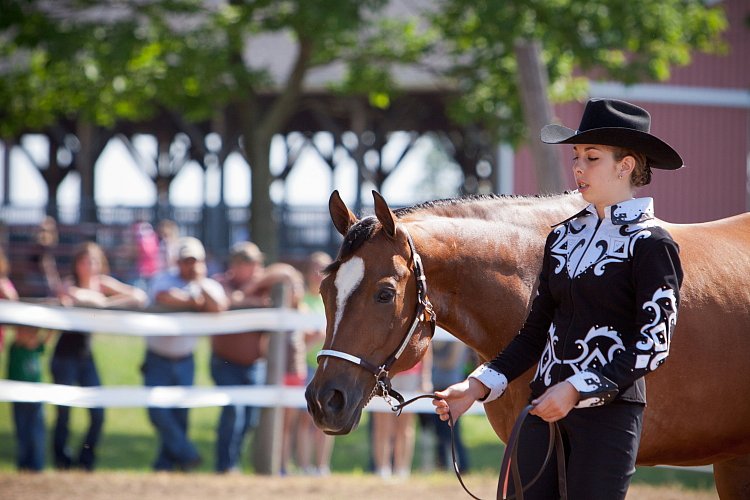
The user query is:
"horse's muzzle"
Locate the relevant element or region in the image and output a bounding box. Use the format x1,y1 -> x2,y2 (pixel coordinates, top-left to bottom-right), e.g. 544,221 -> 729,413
304,380 -> 363,435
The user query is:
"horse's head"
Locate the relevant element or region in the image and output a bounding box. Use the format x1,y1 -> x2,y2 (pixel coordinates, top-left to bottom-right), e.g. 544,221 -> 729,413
305,190 -> 436,435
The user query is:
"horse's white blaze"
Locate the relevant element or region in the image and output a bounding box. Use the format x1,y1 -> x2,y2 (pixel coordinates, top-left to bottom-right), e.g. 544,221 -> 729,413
332,256 -> 365,346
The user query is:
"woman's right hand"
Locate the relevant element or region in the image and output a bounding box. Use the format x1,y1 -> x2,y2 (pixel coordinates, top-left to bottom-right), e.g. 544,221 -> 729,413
433,377 -> 489,422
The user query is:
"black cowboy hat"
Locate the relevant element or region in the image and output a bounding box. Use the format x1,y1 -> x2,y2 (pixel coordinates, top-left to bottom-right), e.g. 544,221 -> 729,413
541,98 -> 684,170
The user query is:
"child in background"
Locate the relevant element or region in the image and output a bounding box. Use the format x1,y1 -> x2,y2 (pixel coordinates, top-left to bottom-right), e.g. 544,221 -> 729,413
8,327 -> 52,471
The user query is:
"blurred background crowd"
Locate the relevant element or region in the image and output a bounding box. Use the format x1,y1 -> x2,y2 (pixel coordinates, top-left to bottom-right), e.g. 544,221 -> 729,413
0,215 -> 476,479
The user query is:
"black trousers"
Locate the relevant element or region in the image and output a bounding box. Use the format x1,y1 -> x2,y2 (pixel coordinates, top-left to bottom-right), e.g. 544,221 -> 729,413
506,402 -> 644,500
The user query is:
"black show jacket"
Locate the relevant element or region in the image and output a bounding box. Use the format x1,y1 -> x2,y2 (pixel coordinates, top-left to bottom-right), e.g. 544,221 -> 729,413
486,197 -> 683,407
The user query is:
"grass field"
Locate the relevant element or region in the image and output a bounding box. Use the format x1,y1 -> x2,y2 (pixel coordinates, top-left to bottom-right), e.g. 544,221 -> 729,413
0,330 -> 717,494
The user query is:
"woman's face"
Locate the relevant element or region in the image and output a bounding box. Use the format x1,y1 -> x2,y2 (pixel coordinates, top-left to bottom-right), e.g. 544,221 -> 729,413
76,252 -> 102,279
571,144 -> 628,208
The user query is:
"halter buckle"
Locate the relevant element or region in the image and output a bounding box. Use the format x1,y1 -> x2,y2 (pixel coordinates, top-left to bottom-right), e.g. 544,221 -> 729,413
422,298 -> 436,324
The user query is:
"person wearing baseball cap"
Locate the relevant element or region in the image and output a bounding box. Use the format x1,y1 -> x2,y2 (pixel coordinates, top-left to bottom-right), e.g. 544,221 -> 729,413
143,235 -> 228,472
434,99 -> 684,499
176,236 -> 207,262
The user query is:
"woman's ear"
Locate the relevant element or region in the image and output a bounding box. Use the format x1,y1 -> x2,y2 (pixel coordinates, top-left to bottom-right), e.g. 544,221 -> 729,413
619,155 -> 636,177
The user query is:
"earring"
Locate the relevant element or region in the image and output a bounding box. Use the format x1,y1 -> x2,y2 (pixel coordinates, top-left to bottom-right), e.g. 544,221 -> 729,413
618,172 -> 624,179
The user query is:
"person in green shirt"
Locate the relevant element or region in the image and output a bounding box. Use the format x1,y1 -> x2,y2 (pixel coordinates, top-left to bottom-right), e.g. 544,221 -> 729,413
8,327 -> 51,471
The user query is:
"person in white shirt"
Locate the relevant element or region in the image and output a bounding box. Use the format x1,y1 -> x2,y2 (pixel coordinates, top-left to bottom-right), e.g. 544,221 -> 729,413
143,236 -> 229,471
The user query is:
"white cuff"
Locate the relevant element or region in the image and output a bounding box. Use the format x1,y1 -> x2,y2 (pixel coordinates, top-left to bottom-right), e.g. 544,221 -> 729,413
468,363 -> 508,403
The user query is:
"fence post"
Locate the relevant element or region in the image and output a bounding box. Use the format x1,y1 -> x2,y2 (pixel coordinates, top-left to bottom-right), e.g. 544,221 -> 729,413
252,283 -> 289,474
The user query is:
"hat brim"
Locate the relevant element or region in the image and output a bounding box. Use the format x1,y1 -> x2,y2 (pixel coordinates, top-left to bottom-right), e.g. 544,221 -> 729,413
541,124 -> 684,170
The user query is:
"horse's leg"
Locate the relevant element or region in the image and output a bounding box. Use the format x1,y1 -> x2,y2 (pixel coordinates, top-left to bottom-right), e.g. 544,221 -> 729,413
714,453 -> 750,499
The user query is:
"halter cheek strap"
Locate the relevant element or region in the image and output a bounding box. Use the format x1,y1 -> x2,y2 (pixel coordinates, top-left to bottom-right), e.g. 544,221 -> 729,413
317,225 -> 436,406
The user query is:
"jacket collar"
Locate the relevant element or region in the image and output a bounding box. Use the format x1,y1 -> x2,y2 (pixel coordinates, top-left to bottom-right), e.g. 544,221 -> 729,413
555,197 -> 655,227
608,197 -> 654,225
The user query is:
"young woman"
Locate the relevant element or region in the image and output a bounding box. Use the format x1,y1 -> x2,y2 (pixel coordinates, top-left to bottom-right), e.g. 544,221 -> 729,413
51,242 -> 147,470
433,98 -> 684,499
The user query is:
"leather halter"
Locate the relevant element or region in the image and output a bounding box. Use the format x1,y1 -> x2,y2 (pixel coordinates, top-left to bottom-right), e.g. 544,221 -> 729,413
317,225 -> 436,406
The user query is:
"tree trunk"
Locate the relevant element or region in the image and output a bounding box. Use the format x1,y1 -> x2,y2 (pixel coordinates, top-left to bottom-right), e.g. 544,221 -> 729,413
45,135 -> 61,220
2,138 -> 11,206
248,132 -> 278,263
76,119 -> 98,222
514,39 -> 565,194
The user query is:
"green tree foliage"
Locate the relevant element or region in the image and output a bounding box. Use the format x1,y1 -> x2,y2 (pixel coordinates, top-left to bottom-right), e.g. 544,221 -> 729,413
0,1 -> 438,133
0,0 -> 729,145
430,0 -> 727,144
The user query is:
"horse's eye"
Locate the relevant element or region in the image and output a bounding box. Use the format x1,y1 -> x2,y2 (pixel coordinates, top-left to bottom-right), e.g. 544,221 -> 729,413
376,288 -> 396,303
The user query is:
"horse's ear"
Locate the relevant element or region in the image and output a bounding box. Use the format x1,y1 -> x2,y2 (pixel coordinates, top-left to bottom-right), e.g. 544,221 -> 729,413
329,190 -> 358,236
372,190 -> 397,239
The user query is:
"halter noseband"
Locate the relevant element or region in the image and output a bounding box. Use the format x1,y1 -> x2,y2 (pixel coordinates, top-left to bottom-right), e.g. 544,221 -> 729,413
316,225 -> 436,407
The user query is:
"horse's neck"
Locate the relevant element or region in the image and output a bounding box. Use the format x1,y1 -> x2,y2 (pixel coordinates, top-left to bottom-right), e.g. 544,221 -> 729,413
407,193 -> 585,359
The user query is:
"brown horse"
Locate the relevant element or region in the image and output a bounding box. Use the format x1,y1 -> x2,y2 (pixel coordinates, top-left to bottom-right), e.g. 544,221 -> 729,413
305,190 -> 750,499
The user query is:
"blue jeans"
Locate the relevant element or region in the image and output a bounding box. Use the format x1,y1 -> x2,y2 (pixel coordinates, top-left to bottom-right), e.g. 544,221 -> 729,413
142,350 -> 201,471
210,354 -> 266,472
50,354 -> 104,470
13,402 -> 46,471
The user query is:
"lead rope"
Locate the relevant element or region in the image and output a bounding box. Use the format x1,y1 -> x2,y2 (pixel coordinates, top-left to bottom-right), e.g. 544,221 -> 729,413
392,397 -> 567,500
394,394 -> 482,500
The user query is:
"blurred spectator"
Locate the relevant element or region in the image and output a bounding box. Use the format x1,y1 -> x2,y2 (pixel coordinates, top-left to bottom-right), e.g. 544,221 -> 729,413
0,247 -> 48,472
281,323 -> 307,476
157,219 -> 180,273
16,216 -> 60,374
267,261 -> 305,476
211,242 -> 305,474
129,221 -> 161,290
9,327 -> 51,472
424,340 -> 471,473
29,216 -> 62,298
372,356 -> 432,479
144,236 -> 228,471
297,251 -> 335,475
51,242 -> 147,471
209,242 -> 269,474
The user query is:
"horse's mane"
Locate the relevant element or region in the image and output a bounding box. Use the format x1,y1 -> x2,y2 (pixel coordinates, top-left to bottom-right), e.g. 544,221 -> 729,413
323,192 -> 576,275
393,192 -> 570,218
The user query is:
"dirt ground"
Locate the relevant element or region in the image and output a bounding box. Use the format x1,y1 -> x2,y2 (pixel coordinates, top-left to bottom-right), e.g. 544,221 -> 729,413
0,471 -> 719,500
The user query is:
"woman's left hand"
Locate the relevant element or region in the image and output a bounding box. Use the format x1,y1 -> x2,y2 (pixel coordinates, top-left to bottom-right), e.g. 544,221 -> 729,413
530,381 -> 579,422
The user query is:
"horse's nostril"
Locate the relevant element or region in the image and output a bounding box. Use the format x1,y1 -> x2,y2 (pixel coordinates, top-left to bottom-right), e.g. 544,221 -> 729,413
323,388 -> 345,413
